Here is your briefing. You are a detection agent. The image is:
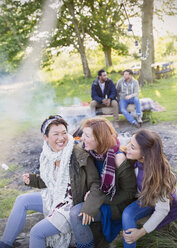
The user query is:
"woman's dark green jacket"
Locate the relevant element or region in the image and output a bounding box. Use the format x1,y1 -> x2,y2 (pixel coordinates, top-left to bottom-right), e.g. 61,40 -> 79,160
28,145 -> 106,217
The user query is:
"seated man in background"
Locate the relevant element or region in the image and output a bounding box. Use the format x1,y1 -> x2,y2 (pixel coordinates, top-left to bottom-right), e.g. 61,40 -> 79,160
90,69 -> 119,129
116,69 -> 142,128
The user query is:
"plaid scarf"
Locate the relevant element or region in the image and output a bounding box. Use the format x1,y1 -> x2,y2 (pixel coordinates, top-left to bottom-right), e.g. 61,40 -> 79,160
89,139 -> 120,200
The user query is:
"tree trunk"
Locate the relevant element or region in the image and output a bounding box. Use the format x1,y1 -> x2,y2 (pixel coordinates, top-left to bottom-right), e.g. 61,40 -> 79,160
103,46 -> 113,67
139,0 -> 154,85
67,1 -> 91,78
77,45 -> 91,78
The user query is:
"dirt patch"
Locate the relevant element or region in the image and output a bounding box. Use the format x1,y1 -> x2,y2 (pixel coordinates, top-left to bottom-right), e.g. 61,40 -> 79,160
118,120 -> 177,171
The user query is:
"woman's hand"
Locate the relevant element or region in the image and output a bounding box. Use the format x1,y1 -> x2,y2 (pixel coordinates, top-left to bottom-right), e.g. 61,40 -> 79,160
23,173 -> 30,185
84,191 -> 90,201
79,212 -> 94,225
123,228 -> 146,244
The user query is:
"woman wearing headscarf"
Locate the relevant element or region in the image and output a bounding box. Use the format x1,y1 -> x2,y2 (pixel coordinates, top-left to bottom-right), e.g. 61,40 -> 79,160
0,115 -> 106,248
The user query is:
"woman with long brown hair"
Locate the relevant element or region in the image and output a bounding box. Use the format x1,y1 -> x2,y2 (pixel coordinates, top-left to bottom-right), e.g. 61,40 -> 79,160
122,129 -> 177,248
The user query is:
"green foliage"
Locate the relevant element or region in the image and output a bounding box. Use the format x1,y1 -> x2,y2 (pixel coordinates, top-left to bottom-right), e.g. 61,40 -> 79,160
42,0 -> 139,70
155,36 -> 177,60
164,40 -> 177,56
132,52 -> 140,60
81,0 -> 131,53
0,0 -> 42,71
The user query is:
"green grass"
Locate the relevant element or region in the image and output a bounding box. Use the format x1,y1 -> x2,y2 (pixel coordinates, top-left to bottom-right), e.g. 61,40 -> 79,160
140,75 -> 177,122
0,188 -> 22,218
113,222 -> 177,248
0,163 -> 25,218
8,164 -> 21,172
0,179 -> 10,188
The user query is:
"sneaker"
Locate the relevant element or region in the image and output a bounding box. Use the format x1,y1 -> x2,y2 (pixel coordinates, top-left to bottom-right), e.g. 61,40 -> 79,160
137,115 -> 143,123
132,120 -> 140,128
113,121 -> 119,130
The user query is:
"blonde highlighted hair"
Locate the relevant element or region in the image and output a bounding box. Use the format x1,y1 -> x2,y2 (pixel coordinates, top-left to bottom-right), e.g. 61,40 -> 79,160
82,117 -> 118,154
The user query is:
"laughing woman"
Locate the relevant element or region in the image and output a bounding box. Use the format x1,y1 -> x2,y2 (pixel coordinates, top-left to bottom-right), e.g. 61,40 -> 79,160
122,129 -> 177,248
70,118 -> 137,248
0,115 -> 106,248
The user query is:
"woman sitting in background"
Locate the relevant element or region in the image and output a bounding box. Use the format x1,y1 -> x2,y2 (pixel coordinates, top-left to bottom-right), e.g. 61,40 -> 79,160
70,117 -> 137,248
122,129 -> 177,248
0,115 -> 106,248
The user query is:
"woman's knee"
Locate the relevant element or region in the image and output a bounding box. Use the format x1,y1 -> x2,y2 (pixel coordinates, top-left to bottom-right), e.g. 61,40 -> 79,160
122,205 -> 135,225
30,223 -> 43,240
70,203 -> 83,222
15,194 -> 29,209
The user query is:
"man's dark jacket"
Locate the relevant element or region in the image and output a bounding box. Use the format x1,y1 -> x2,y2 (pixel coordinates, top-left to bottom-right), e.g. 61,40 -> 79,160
91,78 -> 117,103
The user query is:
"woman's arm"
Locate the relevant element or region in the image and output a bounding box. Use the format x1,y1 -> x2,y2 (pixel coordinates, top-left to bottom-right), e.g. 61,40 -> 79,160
81,157 -> 106,218
143,197 -> 170,233
25,173 -> 47,189
104,159 -> 137,206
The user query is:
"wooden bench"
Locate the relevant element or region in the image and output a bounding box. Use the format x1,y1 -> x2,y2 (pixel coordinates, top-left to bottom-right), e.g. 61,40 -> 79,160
131,64 -> 141,76
129,62 -> 174,79
152,61 -> 174,79
95,98 -> 154,122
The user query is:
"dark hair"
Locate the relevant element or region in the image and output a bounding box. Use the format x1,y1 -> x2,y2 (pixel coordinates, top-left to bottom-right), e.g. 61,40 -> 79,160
41,115 -> 68,137
98,69 -> 105,77
123,69 -> 133,75
134,129 -> 176,207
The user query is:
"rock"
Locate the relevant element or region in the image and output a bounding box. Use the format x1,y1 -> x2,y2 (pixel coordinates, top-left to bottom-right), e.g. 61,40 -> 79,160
0,213 -> 43,247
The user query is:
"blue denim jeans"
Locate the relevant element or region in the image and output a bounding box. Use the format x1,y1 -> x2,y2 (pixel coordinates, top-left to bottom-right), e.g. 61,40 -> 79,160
120,97 -> 142,124
122,200 -> 153,248
1,192 -> 60,248
70,202 -> 102,248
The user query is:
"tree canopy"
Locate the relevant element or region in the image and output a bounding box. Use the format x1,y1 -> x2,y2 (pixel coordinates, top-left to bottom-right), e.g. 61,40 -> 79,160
0,0 -> 176,78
